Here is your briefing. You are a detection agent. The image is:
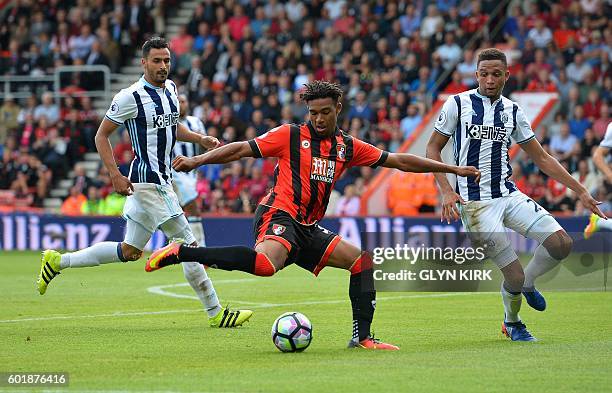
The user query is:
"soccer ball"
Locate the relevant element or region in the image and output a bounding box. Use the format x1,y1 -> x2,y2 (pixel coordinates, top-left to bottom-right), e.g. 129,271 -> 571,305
271,312 -> 312,352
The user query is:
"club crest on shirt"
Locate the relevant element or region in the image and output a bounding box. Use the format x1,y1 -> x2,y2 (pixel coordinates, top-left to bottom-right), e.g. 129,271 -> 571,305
311,157 -> 336,183
336,144 -> 346,161
272,224 -> 286,235
501,112 -> 509,123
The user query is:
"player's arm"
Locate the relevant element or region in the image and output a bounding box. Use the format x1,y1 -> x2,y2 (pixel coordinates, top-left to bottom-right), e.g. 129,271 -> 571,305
521,138 -> 606,218
173,141 -> 254,172
94,118 -> 134,196
176,121 -> 219,150
425,130 -> 466,223
382,152 -> 480,178
593,145 -> 612,183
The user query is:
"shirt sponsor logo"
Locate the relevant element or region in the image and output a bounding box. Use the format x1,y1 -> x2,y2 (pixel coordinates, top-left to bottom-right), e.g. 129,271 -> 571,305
153,112 -> 179,128
466,123 -> 507,141
311,157 -> 336,183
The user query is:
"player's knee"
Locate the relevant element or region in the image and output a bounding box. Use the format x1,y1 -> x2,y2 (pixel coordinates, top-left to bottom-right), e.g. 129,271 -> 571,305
544,230 -> 573,260
254,252 -> 278,276
121,243 -> 143,261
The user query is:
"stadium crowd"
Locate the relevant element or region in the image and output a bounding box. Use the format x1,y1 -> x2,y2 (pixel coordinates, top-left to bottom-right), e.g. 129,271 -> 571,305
0,0 -> 610,216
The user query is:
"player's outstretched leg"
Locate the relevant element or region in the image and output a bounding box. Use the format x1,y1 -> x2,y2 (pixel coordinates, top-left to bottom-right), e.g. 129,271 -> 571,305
37,242 -> 132,295
523,229 -> 572,311
146,242 -> 277,276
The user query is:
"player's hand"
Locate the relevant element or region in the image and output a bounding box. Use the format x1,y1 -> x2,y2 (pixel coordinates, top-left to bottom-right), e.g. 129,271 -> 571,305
577,189 -> 607,219
200,135 -> 220,150
454,166 -> 481,183
110,172 -> 134,196
172,155 -> 197,172
440,190 -> 465,224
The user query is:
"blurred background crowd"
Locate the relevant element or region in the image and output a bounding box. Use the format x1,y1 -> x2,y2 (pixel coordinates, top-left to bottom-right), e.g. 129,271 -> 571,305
0,0 -> 610,216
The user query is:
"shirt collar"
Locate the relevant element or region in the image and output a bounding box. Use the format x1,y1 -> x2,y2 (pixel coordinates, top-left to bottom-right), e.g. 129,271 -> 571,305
140,75 -> 164,90
473,88 -> 501,105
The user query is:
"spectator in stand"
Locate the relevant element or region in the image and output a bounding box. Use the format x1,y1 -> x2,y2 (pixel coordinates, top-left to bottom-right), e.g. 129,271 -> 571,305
527,18 -> 553,49
550,122 -> 578,163
566,53 -> 593,84
61,185 -> 86,216
81,186 -> 105,216
399,104 -> 422,139
435,32 -> 462,71
568,105 -> 592,139
445,70 -> 469,94
347,91 -> 373,123
544,162 -> 573,212
34,92 -> 60,125
456,49 -> 477,88
583,89 -> 603,121
526,69 -> 557,92
335,184 -> 360,216
592,104 -> 610,138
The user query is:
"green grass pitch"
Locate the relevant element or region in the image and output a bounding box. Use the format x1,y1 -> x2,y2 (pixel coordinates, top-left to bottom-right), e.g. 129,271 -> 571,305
1,251 -> 610,393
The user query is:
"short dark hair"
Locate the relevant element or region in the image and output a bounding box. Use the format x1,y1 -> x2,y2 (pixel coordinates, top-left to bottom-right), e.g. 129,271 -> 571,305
477,48 -> 507,67
142,37 -> 169,58
300,80 -> 343,103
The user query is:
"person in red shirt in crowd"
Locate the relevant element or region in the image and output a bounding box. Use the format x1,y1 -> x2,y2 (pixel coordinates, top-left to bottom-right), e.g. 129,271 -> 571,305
526,69 -> 557,92
583,89 -> 602,121
221,161 -> 249,200
523,172 -> 547,203
247,165 -> 269,204
461,2 -> 488,34
444,70 -> 469,94
592,103 -> 610,138
227,4 -> 250,41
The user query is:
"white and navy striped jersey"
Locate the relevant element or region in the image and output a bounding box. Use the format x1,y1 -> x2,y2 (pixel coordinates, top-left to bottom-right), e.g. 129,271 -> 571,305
434,89 -> 535,201
105,75 -> 180,186
172,115 -> 206,179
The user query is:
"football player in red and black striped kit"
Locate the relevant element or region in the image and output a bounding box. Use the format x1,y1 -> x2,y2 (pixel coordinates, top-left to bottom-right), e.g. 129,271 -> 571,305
146,81 -> 480,350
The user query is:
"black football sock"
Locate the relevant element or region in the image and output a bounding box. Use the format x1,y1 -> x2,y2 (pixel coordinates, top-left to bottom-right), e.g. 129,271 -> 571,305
349,254 -> 376,341
178,245 -> 276,276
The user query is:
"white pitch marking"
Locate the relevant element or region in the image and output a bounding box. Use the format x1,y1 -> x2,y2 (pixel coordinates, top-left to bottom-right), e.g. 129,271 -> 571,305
0,290 -> 493,324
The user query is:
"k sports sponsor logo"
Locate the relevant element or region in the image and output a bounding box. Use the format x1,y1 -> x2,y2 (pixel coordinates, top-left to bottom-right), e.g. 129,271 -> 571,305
153,112 -> 179,128
465,123 -> 507,141
311,157 -> 335,183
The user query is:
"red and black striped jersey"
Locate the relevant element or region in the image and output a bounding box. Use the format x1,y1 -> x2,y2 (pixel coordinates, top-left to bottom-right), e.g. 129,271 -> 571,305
248,122 -> 388,225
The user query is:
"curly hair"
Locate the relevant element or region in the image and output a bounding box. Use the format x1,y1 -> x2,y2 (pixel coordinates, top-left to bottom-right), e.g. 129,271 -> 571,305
299,80 -> 344,103
477,48 -> 507,67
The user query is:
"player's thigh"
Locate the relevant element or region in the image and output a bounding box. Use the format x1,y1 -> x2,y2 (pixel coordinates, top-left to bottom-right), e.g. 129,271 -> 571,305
294,226 -> 344,275
459,199 -> 515,268
253,205 -> 298,269
503,191 -> 564,245
255,239 -> 289,271
159,213 -> 197,245
122,218 -> 152,260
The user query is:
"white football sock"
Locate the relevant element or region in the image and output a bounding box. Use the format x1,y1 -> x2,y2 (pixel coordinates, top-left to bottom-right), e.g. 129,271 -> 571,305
501,281 -> 522,323
182,261 -> 221,318
188,217 -> 206,245
597,216 -> 612,231
59,242 -> 126,269
524,244 -> 561,288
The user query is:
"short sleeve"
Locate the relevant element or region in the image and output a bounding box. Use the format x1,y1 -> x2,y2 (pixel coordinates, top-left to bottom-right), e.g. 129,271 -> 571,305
433,95 -> 459,137
248,124 -> 290,158
600,122 -> 612,149
349,138 -> 388,168
105,90 -> 137,125
511,105 -> 536,144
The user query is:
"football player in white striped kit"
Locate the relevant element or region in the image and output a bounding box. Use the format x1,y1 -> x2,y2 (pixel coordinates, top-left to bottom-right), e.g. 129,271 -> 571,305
427,48 -> 605,341
36,37 -> 252,328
